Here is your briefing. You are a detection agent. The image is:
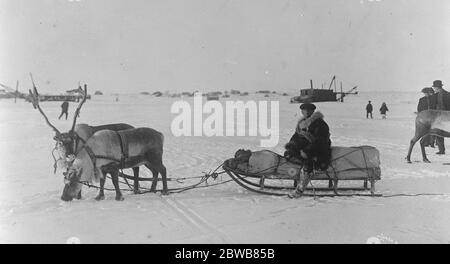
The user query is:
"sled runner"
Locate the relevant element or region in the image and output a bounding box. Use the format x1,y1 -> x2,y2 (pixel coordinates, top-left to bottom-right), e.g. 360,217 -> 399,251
223,146 -> 381,197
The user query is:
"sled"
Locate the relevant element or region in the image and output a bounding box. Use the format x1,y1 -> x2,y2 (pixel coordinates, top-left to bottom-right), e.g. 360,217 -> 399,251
223,146 -> 382,197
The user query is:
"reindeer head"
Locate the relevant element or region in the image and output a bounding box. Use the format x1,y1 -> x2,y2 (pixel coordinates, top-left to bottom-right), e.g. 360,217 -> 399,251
61,166 -> 83,201
29,73 -> 88,170
61,149 -> 95,201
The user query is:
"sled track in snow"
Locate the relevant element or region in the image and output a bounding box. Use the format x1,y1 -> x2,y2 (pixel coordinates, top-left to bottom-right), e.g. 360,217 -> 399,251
160,196 -> 234,243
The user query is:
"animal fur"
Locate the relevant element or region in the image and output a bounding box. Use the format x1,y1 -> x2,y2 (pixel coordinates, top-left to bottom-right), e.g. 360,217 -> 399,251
62,127 -> 167,201
407,109 -> 450,163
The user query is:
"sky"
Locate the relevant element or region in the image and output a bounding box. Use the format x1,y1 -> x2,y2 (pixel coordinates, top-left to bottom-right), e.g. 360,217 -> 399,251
0,0 -> 449,94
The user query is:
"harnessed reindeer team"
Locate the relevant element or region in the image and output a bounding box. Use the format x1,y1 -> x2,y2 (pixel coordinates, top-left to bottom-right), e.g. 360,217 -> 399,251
29,77 -> 168,201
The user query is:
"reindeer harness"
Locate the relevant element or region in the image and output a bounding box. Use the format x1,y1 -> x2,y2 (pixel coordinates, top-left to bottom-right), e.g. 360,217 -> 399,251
71,132 -> 86,155
74,131 -> 132,180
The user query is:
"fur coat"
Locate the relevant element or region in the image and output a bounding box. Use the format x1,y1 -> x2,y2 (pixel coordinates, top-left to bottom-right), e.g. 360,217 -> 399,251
286,111 -> 332,170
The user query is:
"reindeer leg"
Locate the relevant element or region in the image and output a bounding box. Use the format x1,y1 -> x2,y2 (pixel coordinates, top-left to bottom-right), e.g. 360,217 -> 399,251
159,163 -> 168,195
406,124 -> 428,163
111,169 -> 124,201
406,137 -> 419,163
145,164 -> 159,193
132,167 -> 141,194
420,137 -> 430,163
95,174 -> 106,201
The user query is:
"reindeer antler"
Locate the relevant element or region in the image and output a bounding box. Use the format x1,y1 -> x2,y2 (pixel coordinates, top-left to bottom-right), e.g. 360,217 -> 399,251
29,73 -> 61,136
70,84 -> 87,132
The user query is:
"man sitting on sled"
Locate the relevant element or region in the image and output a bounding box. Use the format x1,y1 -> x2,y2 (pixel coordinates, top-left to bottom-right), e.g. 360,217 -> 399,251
284,103 -> 331,172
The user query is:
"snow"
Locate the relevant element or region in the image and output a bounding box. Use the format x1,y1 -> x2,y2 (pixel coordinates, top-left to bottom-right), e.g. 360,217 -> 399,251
1,92 -> 450,243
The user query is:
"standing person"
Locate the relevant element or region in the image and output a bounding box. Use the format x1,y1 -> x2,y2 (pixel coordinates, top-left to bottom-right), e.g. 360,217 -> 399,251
58,100 -> 69,120
379,102 -> 389,119
417,87 -> 436,112
417,87 -> 437,147
432,80 -> 450,154
366,101 -> 373,119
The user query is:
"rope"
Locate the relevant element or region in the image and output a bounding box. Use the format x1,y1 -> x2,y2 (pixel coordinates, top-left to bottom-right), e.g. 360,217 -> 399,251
121,171 -> 134,190
76,162 -> 228,194
167,162 -> 225,194
51,143 -> 60,174
330,148 -> 362,162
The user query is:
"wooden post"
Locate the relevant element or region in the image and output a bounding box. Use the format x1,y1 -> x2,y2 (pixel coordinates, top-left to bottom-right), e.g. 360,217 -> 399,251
334,78 -> 337,93
259,176 -> 265,190
333,179 -> 338,194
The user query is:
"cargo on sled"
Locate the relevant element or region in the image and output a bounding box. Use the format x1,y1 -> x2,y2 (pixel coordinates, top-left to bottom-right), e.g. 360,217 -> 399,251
222,146 -> 381,197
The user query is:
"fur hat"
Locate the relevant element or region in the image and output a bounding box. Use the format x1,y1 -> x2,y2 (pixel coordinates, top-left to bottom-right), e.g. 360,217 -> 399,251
299,103 -> 316,111
421,87 -> 434,93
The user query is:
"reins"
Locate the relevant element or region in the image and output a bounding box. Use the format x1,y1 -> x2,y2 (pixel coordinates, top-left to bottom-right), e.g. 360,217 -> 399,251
74,162 -> 229,194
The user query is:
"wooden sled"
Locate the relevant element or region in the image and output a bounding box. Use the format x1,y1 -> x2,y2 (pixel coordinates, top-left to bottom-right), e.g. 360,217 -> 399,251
223,146 -> 382,197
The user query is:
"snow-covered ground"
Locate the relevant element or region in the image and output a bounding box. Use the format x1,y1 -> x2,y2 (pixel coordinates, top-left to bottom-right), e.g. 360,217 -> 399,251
1,91 -> 450,243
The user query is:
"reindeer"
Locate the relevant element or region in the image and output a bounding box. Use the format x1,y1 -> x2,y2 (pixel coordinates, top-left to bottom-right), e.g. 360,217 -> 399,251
28,76 -> 142,196
61,127 -> 168,201
406,109 -> 450,163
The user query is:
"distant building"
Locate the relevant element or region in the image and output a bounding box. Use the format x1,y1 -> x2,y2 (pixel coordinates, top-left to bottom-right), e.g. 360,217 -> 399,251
230,89 -> 240,95
152,91 -> 163,97
256,90 -> 271,94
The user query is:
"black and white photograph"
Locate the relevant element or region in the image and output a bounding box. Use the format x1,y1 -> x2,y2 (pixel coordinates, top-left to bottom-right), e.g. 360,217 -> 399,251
0,0 -> 449,245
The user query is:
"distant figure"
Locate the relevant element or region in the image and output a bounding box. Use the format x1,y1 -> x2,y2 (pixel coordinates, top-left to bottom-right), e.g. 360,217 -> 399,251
115,97 -> 119,102
379,102 -> 389,119
417,87 -> 437,148
366,101 -> 373,119
432,80 -> 450,154
58,100 -> 69,120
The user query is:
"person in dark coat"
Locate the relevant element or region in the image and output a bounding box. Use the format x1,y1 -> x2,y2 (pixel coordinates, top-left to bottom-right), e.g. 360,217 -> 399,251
284,103 -> 331,172
366,101 -> 373,119
432,80 -> 450,154
417,87 -> 436,112
58,100 -> 69,120
417,87 -> 437,113
433,80 -> 450,111
417,87 -> 437,147
379,102 -> 389,119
